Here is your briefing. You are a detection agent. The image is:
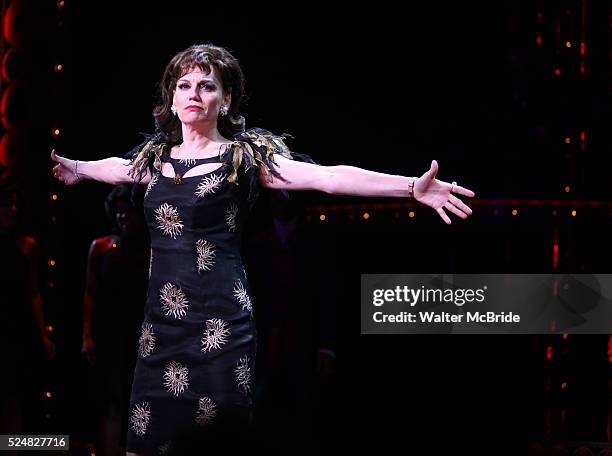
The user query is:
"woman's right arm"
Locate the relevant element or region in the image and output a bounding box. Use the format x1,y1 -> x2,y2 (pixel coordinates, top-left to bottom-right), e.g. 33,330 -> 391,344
50,149 -> 152,185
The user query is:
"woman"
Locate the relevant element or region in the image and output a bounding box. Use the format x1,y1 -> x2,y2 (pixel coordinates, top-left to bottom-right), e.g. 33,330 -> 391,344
51,44 -> 474,455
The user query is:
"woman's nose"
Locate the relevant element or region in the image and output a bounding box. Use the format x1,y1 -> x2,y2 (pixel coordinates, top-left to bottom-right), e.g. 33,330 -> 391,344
188,89 -> 201,100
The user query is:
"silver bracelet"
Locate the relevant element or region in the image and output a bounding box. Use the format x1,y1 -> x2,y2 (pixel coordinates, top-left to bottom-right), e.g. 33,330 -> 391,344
74,160 -> 80,178
407,177 -> 416,198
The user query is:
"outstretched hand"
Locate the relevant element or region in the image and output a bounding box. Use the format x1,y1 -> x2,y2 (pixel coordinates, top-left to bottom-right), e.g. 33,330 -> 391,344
50,149 -> 82,185
414,160 -> 475,224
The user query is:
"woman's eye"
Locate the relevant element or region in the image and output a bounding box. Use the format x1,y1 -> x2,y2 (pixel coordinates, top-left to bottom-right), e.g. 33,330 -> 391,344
177,83 -> 214,90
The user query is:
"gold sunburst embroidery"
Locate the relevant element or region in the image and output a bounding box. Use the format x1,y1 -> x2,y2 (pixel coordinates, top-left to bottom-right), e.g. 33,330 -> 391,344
130,402 -> 151,436
233,279 -> 252,316
178,158 -> 197,166
195,396 -> 217,425
201,318 -> 230,353
158,440 -> 173,455
235,355 -> 252,395
196,239 -> 216,272
155,203 -> 184,239
195,173 -> 223,197
160,283 -> 189,319
138,323 -> 156,358
225,201 -> 238,232
163,360 -> 189,396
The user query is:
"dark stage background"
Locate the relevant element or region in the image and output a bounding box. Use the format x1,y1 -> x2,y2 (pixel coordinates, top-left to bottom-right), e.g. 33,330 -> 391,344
1,1 -> 612,454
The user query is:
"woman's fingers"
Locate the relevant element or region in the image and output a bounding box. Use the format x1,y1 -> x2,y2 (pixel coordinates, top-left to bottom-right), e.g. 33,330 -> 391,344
444,201 -> 468,219
449,194 -> 473,215
51,153 -> 71,183
436,207 -> 452,225
449,182 -> 475,198
50,148 -> 69,165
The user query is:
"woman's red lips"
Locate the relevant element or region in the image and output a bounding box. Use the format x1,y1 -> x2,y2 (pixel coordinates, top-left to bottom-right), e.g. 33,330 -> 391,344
186,106 -> 203,110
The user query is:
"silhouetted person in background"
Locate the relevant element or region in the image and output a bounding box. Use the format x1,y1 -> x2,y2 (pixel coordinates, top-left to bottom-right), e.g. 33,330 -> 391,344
243,190 -> 338,450
81,184 -> 149,456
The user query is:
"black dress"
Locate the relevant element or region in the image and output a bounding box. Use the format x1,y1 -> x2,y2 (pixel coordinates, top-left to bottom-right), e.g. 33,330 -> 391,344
126,148 -> 258,454
124,129 -> 315,454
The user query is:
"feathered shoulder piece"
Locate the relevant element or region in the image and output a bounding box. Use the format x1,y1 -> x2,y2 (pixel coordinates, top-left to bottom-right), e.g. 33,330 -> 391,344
123,131 -> 170,182
124,127 -> 315,203
222,127 -> 300,183
220,127 -> 316,204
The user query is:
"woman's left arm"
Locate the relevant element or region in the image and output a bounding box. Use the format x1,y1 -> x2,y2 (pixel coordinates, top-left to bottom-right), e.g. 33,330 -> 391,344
258,155 -> 475,224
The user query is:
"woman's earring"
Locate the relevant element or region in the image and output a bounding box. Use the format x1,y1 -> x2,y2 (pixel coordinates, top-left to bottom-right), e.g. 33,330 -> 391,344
171,105 -> 177,115
219,106 -> 227,117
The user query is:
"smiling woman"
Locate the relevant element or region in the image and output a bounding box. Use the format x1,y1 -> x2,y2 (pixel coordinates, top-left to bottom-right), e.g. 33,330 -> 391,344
50,43 -> 474,455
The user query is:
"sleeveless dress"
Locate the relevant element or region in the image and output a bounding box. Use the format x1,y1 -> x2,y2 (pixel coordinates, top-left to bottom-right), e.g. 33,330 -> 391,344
126,148 -> 258,454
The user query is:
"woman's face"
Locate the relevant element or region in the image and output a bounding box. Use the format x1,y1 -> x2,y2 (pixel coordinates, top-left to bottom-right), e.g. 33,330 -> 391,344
172,67 -> 230,125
